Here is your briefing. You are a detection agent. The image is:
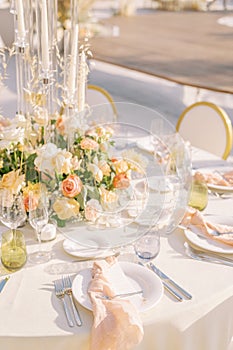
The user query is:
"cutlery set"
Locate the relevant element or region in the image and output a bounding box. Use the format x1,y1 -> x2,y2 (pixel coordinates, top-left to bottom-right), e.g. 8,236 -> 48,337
139,262 -> 192,302
53,241 -> 232,323
184,242 -> 233,267
54,275 -> 82,327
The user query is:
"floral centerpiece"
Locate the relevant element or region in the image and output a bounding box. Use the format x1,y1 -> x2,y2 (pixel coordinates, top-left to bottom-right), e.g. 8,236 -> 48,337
0,114 -> 148,228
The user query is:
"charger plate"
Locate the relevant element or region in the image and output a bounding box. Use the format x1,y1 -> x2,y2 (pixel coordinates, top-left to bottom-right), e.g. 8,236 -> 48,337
184,216 -> 233,254
72,261 -> 163,312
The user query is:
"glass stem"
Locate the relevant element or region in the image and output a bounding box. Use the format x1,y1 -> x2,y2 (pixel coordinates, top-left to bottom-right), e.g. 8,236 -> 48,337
37,229 -> 42,253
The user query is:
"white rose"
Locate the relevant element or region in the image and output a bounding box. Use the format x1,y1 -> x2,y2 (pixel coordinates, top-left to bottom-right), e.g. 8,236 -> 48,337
35,143 -> 72,175
87,163 -> 103,183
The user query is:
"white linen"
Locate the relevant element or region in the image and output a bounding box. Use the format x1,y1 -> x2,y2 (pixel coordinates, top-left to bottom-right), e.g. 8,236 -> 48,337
0,148 -> 233,350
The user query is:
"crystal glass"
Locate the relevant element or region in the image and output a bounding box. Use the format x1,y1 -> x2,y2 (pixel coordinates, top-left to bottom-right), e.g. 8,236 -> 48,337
0,191 -> 27,270
28,191 -> 51,264
134,228 -> 160,263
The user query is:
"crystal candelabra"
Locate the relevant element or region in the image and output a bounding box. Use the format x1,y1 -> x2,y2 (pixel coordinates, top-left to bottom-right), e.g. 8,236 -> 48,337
10,0 -> 89,148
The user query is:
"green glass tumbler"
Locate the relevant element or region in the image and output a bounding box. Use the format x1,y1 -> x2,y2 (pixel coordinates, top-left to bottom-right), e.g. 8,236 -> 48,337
1,229 -> 27,271
188,179 -> 208,211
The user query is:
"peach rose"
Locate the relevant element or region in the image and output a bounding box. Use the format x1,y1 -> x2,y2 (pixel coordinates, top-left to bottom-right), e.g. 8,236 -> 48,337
55,116 -> 65,136
85,199 -> 102,222
98,160 -> 111,176
23,195 -> 38,212
53,197 -> 80,220
80,138 -> 99,151
99,187 -> 118,211
112,159 -> 129,174
113,173 -> 130,189
61,174 -> 82,198
0,170 -> 25,194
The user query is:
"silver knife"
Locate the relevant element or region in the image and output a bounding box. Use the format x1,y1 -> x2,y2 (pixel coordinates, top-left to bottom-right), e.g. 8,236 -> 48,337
0,276 -> 10,293
149,263 -> 192,300
138,262 -> 183,302
161,279 -> 184,302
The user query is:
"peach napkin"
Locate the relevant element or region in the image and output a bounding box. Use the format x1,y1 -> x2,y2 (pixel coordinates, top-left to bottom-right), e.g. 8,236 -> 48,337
88,257 -> 144,350
194,170 -> 233,187
181,207 -> 233,246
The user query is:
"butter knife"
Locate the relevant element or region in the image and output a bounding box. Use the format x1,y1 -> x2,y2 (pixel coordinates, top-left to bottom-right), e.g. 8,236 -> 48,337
149,263 -> 192,300
0,276 -> 10,293
138,262 -> 183,302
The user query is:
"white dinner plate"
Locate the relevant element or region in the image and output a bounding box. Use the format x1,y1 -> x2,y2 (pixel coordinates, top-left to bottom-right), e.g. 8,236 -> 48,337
197,167 -> 233,194
63,239 -> 111,258
206,183 -> 233,194
184,216 -> 233,254
72,262 -> 163,312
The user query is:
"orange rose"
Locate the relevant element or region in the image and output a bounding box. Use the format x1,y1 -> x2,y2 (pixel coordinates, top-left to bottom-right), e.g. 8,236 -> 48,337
61,174 -> 82,198
113,173 -> 130,189
24,195 -> 38,212
55,116 -> 65,135
80,138 -> 99,151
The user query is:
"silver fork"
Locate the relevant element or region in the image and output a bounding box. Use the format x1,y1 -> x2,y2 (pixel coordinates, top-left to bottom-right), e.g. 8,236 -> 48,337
184,242 -> 233,267
54,280 -> 74,327
62,275 -> 82,326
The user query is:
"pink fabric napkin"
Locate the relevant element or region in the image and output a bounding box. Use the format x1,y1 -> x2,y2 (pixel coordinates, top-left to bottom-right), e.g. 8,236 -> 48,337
181,207 -> 233,246
194,170 -> 233,187
88,257 -> 144,350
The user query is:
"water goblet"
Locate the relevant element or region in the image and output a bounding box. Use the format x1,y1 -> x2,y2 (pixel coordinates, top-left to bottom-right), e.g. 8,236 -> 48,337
0,191 -> 27,270
28,191 -> 51,264
134,227 -> 160,264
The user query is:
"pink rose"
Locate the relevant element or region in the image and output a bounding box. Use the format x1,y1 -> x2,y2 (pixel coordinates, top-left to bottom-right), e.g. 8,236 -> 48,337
61,174 -> 82,198
80,138 -> 99,151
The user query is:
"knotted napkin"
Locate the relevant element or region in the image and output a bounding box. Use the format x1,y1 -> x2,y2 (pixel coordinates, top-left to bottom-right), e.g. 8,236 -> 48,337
181,207 -> 233,246
194,170 -> 233,187
88,257 -> 144,350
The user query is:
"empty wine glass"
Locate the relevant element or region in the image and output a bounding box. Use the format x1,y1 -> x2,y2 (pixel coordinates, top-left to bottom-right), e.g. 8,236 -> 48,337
28,190 -> 51,264
134,227 -> 160,264
0,190 -> 27,270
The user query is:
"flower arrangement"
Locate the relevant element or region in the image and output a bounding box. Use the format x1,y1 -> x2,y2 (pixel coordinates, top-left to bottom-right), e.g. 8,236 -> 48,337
0,114 -> 148,227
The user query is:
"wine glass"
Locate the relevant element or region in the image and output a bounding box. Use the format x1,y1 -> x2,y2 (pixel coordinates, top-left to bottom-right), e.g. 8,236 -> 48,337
134,226 -> 160,264
28,191 -> 51,264
0,190 -> 27,270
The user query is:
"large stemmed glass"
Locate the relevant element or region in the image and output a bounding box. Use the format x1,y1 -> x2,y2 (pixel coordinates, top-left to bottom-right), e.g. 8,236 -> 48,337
28,191 -> 51,264
0,190 -> 27,270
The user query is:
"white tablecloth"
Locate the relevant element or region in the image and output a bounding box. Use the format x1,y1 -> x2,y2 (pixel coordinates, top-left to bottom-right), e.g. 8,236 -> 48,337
0,148 -> 233,350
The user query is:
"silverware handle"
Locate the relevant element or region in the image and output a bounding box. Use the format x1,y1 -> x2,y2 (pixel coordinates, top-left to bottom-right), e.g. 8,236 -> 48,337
202,252 -> 233,264
69,295 -> 82,326
167,279 -> 192,300
61,298 -> 74,327
199,254 -> 233,267
163,281 -> 183,302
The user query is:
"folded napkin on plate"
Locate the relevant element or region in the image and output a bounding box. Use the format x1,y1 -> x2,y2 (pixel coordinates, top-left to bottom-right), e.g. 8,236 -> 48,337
194,171 -> 233,187
88,257 -> 144,350
181,207 -> 233,246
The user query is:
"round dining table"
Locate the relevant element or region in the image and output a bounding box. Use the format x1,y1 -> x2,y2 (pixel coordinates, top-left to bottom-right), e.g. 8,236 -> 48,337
0,147 -> 233,350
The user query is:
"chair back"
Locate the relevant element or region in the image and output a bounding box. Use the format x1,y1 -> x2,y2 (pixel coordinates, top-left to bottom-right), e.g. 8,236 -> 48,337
176,101 -> 232,159
86,85 -> 117,124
